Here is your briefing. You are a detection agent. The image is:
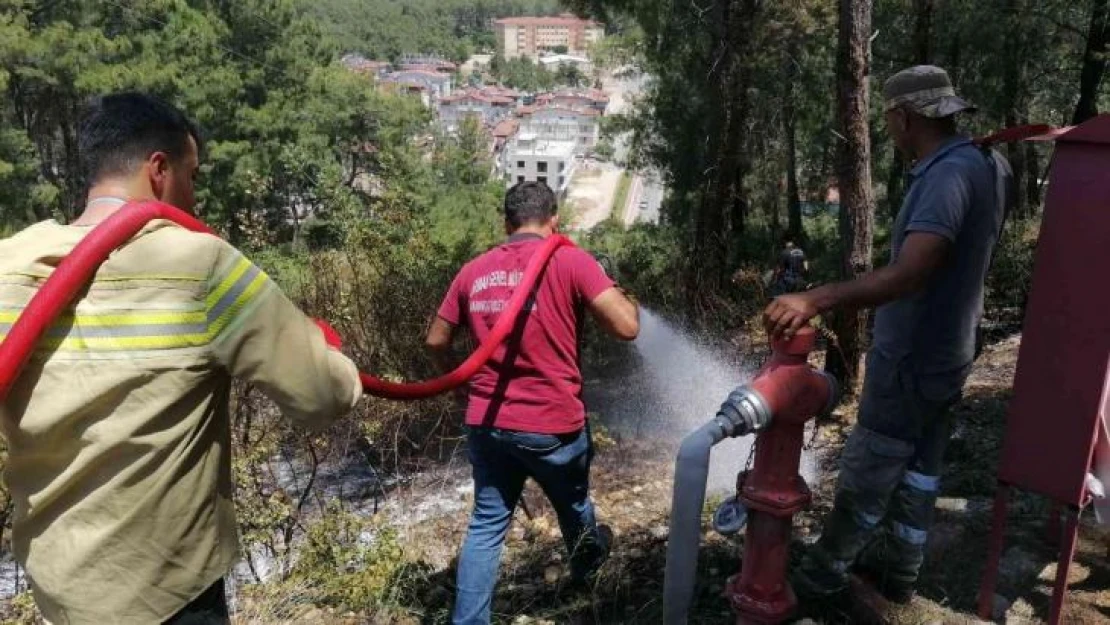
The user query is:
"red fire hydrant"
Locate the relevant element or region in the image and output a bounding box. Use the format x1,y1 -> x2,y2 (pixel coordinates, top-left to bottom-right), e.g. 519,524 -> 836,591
726,327 -> 837,624
663,326 -> 837,625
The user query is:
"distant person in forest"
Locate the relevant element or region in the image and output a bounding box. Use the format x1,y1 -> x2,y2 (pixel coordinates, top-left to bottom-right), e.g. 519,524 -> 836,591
0,92 -> 362,624
763,66 -> 1014,605
770,237 -> 809,296
425,182 -> 640,625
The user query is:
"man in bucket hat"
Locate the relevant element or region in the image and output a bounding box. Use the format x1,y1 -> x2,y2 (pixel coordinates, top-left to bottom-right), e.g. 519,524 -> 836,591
763,65 -> 1014,604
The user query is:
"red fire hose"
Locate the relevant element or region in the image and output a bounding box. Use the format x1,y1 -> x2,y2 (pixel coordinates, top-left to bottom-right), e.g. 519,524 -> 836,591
0,201 -> 570,403
359,231 -> 569,400
0,201 -> 213,403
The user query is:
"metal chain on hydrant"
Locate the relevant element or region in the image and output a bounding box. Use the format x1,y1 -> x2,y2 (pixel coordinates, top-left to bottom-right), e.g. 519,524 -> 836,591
735,437 -> 758,493
803,323 -> 841,452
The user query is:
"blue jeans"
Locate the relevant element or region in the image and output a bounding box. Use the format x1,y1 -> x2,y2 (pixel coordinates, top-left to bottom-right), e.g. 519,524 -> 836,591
452,424 -> 607,625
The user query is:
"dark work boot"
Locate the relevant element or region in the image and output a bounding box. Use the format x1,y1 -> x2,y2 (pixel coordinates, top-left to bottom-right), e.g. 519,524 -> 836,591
853,467 -> 941,605
569,524 -> 613,588
793,544 -> 851,599
855,534 -> 917,604
792,427 -> 914,605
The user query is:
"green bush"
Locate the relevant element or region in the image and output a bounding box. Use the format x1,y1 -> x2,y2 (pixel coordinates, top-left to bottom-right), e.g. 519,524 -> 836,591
288,503 -> 430,613
986,217 -> 1039,313
579,219 -> 686,311
0,591 -> 40,624
302,219 -> 346,251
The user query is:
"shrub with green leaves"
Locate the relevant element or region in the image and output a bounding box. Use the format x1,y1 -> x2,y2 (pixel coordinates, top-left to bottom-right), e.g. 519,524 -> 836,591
288,503 -> 430,613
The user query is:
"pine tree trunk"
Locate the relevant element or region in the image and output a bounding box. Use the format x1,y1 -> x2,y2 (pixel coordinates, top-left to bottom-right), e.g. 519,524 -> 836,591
1074,0 -> 1109,125
1003,0 -> 1028,218
768,154 -> 782,245
1006,112 -> 1028,218
688,0 -> 733,305
1025,142 -> 1041,213
886,152 -> 904,220
784,47 -> 803,242
912,0 -> 934,63
693,0 -> 761,295
885,0 -> 933,223
722,1 -> 761,274
826,0 -> 875,389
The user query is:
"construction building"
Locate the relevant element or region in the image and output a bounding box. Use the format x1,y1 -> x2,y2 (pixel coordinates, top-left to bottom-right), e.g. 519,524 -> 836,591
500,133 -> 577,195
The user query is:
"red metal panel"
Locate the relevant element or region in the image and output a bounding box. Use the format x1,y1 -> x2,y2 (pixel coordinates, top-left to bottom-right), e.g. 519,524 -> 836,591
997,114 -> 1110,505
1049,114 -> 1110,145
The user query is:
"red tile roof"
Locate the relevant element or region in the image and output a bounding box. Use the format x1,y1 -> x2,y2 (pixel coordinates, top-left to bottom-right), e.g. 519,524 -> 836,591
494,15 -> 601,27
492,119 -> 520,138
516,103 -> 601,118
484,85 -> 523,98
536,90 -> 610,105
440,87 -> 518,105
398,63 -> 456,74
384,69 -> 450,81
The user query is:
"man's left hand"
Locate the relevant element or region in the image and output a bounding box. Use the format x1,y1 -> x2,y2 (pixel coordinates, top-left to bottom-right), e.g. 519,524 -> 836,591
764,292 -> 821,339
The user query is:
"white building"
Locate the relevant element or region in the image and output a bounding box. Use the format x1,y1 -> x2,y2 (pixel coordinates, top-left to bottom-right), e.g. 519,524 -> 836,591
340,53 -> 390,78
380,70 -> 453,107
461,54 -> 494,75
535,89 -> 609,114
516,104 -> 600,153
501,134 -> 578,195
397,55 -> 457,73
437,87 -> 522,133
537,54 -> 593,75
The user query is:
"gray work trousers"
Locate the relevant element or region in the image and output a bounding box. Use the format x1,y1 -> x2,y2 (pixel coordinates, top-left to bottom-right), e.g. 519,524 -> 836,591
795,350 -> 963,595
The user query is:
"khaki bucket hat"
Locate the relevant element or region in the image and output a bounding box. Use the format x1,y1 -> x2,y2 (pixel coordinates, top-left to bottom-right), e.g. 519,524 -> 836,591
882,65 -> 977,118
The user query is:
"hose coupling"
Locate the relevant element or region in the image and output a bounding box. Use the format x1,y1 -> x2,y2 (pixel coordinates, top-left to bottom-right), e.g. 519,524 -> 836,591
715,385 -> 773,437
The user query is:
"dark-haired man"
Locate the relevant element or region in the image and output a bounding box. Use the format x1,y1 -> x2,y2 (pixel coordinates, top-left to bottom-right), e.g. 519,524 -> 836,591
426,182 -> 639,625
764,66 -> 1013,604
0,92 -> 362,623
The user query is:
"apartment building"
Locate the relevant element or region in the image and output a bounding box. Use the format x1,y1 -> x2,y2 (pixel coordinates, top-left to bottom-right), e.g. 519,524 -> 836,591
494,15 -> 604,59
534,89 -> 609,114
379,70 -> 453,108
340,53 -> 390,79
437,86 -> 523,133
516,104 -> 600,153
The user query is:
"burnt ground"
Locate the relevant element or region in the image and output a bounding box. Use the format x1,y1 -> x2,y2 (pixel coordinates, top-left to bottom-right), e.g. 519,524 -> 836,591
9,332 -> 1104,625
384,334 -> 1110,625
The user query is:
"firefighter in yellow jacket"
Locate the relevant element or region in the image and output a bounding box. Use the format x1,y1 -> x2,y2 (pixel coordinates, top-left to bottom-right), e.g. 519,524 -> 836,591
0,93 -> 363,623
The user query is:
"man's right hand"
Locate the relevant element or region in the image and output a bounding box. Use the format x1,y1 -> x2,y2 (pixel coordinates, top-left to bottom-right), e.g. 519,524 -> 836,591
587,287 -> 640,341
763,292 -> 822,339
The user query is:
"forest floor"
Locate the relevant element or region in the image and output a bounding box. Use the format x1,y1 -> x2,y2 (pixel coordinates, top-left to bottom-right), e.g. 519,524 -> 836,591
242,331 -> 1110,624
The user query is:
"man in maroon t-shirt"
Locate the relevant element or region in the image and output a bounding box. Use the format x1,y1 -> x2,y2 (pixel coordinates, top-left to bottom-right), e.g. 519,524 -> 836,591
426,182 -> 639,625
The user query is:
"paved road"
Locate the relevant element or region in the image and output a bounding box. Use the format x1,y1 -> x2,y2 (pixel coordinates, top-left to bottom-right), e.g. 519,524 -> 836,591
603,72 -> 663,226
622,169 -> 663,225
622,174 -> 644,224
639,172 -> 664,224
